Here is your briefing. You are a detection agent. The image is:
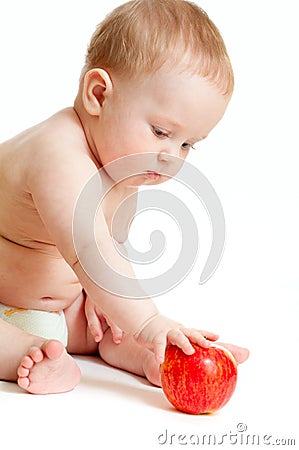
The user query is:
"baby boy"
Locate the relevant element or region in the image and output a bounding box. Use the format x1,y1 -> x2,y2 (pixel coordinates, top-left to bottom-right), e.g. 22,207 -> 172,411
0,0 -> 249,394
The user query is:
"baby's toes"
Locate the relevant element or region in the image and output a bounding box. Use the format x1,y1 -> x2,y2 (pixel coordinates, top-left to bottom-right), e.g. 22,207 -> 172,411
27,346 -> 44,363
19,354 -> 34,370
17,346 -> 44,382
17,376 -> 30,390
17,364 -> 30,378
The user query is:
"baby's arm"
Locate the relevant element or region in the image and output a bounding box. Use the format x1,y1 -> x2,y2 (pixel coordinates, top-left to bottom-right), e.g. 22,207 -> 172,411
70,187 -> 218,361
27,144 -> 217,362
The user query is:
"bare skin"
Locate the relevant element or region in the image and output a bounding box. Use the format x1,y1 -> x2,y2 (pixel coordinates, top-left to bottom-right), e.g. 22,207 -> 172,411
0,67 -> 249,394
17,341 -> 81,395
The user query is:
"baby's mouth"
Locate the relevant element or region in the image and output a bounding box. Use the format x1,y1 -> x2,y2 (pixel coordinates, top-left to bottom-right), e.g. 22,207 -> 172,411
145,170 -> 160,180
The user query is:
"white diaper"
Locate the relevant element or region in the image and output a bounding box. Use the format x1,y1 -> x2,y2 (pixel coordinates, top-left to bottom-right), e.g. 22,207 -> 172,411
0,302 -> 68,347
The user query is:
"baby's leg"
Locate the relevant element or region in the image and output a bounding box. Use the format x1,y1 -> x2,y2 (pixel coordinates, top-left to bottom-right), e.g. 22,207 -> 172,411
64,291 -> 99,355
0,317 -> 81,394
64,293 -> 160,385
98,330 -> 161,387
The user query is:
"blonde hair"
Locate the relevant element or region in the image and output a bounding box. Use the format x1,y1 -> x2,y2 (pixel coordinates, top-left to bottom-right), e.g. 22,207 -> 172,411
82,0 -> 234,96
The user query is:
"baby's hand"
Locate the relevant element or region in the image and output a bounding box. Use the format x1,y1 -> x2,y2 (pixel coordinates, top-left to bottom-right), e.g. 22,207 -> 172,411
85,295 -> 123,344
134,314 -> 218,364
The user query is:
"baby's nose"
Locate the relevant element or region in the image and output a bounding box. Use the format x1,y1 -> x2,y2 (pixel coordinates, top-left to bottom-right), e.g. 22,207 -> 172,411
158,151 -> 170,162
157,151 -> 184,176
158,147 -> 179,162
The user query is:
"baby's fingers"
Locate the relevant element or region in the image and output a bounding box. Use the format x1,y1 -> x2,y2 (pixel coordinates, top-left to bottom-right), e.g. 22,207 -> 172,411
107,320 -> 123,344
183,329 -> 219,348
153,334 -> 167,365
199,330 -> 219,342
85,308 -> 104,343
167,329 -> 195,355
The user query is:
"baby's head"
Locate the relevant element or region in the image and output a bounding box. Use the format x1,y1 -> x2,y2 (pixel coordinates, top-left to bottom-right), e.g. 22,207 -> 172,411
75,0 -> 234,180
81,0 -> 233,96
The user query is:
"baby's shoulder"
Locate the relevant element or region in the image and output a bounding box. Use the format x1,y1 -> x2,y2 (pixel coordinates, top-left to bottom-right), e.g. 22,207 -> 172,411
1,108 -> 98,189
36,108 -> 87,155
27,108 -> 94,170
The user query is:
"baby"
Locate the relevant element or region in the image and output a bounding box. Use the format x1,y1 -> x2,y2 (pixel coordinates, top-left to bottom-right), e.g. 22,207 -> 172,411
0,0 -> 249,394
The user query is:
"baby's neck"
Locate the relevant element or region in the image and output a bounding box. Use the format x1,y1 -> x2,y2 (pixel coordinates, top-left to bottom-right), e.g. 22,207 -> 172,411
73,94 -> 102,168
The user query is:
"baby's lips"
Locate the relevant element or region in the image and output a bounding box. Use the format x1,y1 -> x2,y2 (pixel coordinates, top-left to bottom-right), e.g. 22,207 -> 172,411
146,170 -> 160,180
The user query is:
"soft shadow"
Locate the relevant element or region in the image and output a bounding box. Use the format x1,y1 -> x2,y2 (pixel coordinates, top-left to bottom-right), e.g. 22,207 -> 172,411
84,376 -> 170,410
77,356 -> 171,411
0,381 -> 23,394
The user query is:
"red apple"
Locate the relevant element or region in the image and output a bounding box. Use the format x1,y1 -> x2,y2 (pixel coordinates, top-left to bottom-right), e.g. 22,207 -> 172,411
161,343 -> 237,414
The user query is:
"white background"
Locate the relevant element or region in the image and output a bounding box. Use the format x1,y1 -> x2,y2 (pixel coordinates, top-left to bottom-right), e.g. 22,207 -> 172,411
0,1 -> 298,449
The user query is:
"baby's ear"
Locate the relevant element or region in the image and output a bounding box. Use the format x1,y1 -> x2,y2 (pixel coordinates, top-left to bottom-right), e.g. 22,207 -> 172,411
82,68 -> 113,116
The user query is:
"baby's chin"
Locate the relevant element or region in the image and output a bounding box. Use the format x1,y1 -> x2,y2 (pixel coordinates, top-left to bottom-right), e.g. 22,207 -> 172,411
121,173 -> 170,187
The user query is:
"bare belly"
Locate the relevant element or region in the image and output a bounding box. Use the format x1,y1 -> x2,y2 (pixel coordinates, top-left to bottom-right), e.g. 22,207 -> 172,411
0,235 -> 82,311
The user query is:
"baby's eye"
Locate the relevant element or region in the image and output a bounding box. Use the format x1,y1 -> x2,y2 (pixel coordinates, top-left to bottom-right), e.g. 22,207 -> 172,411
152,126 -> 169,138
181,142 -> 196,150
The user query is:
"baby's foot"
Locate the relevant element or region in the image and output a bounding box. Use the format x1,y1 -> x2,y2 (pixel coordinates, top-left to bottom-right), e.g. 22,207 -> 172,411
142,352 -> 162,387
218,342 -> 250,364
17,340 -> 81,394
